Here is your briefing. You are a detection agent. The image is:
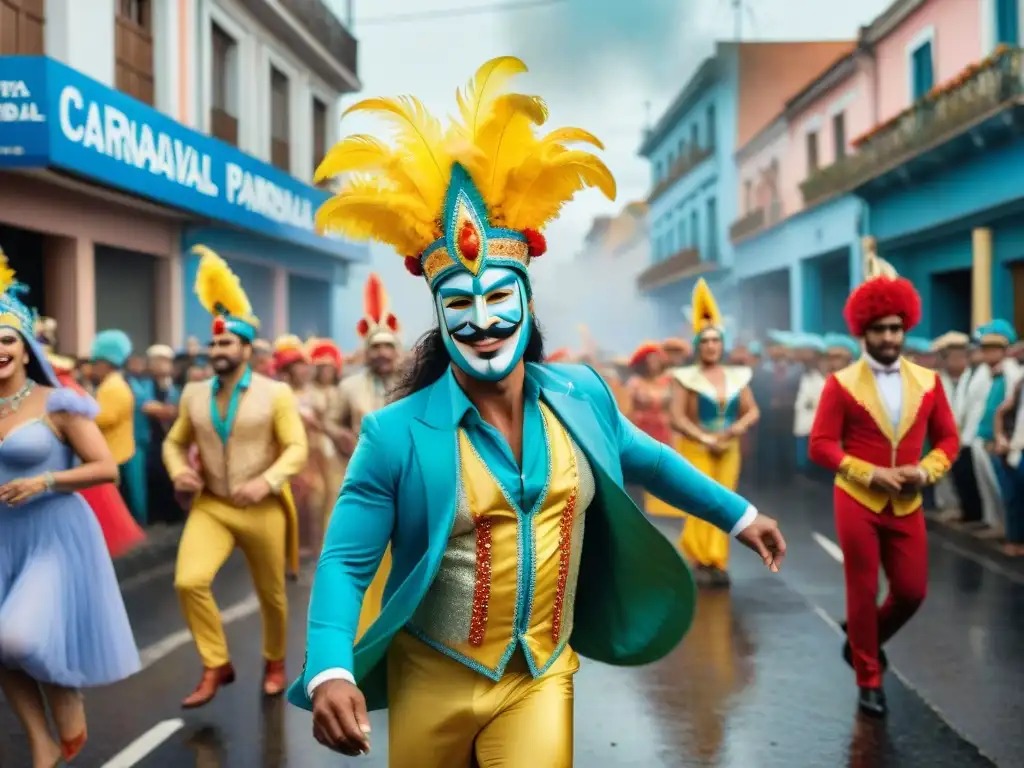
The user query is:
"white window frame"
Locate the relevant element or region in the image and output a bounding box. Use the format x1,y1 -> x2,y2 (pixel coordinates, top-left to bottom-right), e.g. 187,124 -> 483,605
802,114 -> 824,134
200,3 -> 250,146
982,0 -> 1024,53
261,45 -> 301,171
905,25 -> 937,104
828,88 -> 859,117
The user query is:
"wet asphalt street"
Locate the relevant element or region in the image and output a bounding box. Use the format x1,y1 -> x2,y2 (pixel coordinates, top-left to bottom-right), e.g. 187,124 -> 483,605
0,478 -> 1016,767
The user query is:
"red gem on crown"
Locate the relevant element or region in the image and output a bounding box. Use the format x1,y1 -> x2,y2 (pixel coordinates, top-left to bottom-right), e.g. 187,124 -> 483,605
459,221 -> 480,261
404,256 -> 423,276
523,228 -> 546,257
211,316 -> 226,334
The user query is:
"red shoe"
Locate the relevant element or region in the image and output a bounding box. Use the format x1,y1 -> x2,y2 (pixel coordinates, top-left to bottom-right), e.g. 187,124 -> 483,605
181,663 -> 236,709
262,659 -> 286,697
61,727 -> 87,762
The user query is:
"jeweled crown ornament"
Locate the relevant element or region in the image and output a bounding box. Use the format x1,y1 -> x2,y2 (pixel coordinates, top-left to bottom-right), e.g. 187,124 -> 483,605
312,56 -> 617,296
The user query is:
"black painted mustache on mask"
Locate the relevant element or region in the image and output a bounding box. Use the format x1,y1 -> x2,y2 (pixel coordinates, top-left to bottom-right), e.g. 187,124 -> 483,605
451,321 -> 519,344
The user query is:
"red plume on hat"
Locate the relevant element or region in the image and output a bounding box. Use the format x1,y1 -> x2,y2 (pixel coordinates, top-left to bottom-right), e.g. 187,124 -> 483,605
843,239 -> 922,337
356,273 -> 401,344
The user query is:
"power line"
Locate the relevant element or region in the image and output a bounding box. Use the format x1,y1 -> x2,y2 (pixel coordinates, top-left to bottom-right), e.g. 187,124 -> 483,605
357,0 -> 568,26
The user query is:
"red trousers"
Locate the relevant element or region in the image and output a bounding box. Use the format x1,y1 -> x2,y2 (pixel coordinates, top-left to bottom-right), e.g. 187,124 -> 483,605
834,490 -> 928,688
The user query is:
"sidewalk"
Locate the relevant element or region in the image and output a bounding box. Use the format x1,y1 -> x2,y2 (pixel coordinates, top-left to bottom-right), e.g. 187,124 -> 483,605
112,522 -> 182,582
923,511 -> 1024,579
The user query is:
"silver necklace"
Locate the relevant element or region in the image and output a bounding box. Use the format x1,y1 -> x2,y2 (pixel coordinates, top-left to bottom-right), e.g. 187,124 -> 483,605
0,380 -> 34,419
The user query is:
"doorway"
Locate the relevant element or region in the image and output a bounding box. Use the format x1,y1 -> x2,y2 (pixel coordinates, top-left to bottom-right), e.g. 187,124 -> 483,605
931,268 -> 971,335
0,224 -> 46,309
95,245 -> 157,348
738,268 -> 790,336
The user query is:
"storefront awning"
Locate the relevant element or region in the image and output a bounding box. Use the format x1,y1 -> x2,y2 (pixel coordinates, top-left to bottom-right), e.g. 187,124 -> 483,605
0,56 -> 367,263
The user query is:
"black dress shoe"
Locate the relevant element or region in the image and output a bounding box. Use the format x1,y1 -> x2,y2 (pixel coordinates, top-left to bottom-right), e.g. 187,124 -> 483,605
858,686 -> 887,718
840,621 -> 888,670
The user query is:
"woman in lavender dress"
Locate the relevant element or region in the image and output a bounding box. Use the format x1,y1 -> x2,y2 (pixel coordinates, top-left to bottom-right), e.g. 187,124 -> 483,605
0,258 -> 140,767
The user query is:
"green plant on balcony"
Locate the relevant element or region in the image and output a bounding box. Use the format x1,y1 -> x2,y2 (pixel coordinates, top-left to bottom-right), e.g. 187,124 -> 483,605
800,46 -> 1022,207
729,207 -> 766,243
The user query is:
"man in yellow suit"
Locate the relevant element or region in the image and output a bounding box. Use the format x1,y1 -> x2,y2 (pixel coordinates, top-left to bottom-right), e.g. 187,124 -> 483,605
164,246 -> 308,709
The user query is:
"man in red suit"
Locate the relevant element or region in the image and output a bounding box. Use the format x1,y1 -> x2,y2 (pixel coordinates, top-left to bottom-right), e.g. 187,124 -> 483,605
809,245 -> 959,718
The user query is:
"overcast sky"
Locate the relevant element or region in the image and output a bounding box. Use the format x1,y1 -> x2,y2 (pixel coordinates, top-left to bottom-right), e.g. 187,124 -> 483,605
331,0 -> 893,344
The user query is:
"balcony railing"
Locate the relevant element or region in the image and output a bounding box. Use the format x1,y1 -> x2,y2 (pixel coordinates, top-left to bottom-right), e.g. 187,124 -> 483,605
279,0 -> 357,74
729,207 -> 766,243
211,108 -> 238,146
647,145 -> 715,204
636,247 -> 704,291
800,47 -> 1024,208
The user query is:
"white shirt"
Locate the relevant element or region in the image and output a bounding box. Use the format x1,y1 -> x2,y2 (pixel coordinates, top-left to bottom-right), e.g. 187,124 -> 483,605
865,354 -> 902,426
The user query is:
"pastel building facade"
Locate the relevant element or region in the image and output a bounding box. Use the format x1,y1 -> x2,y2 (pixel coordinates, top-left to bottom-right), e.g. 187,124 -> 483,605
532,203 -> 660,354
637,41 -> 854,339
0,0 -> 366,355
735,0 -> 1024,337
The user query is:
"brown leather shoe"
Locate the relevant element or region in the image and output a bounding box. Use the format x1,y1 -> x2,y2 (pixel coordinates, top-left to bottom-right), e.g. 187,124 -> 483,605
181,663 -> 236,709
262,659 -> 286,697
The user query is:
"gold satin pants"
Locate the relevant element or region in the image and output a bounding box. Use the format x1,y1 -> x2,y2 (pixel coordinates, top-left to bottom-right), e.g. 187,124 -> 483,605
386,632 -> 578,767
677,437 -> 742,570
355,547 -> 392,642
174,493 -> 287,668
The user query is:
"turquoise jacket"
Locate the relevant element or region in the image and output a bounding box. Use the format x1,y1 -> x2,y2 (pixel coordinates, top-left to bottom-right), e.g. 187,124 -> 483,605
288,363 -> 752,711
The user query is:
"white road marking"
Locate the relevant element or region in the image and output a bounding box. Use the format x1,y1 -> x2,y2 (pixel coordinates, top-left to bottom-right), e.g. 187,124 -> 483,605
812,532 -> 845,563
137,594 -> 260,669
119,561 -> 176,592
100,719 -> 185,767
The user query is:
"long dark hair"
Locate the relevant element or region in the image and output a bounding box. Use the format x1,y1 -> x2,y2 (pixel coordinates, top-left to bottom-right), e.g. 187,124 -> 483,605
390,320 -> 546,402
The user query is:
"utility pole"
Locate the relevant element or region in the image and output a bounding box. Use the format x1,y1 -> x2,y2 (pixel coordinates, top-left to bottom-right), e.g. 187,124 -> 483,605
732,0 -> 742,40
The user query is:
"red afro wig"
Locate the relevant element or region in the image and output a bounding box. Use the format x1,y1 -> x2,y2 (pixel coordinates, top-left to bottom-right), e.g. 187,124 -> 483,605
843,276 -> 922,337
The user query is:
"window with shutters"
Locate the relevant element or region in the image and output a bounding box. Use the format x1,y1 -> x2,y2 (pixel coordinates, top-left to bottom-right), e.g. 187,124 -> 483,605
910,39 -> 935,100
210,23 -> 239,145
0,0 -> 45,55
312,97 -> 329,178
832,112 -> 846,161
270,66 -> 290,172
115,0 -> 154,105
806,130 -> 820,172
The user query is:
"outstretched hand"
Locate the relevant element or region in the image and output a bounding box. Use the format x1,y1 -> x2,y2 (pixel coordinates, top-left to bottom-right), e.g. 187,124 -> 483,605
736,513 -> 786,572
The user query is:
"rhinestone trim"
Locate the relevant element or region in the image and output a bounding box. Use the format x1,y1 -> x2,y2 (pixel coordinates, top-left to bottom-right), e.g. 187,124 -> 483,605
551,485 -> 579,643
468,517 -> 493,647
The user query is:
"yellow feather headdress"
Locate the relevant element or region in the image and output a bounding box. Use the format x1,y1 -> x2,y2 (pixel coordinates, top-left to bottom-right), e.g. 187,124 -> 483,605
0,247 -> 34,335
314,56 -> 617,294
688,278 -> 723,338
192,245 -> 260,340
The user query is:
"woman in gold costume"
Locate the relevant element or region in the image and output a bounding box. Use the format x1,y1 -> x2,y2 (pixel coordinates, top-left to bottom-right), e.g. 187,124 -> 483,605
670,279 -> 760,587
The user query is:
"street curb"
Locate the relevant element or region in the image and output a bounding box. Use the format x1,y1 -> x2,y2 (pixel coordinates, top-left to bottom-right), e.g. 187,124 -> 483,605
113,523 -> 183,583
